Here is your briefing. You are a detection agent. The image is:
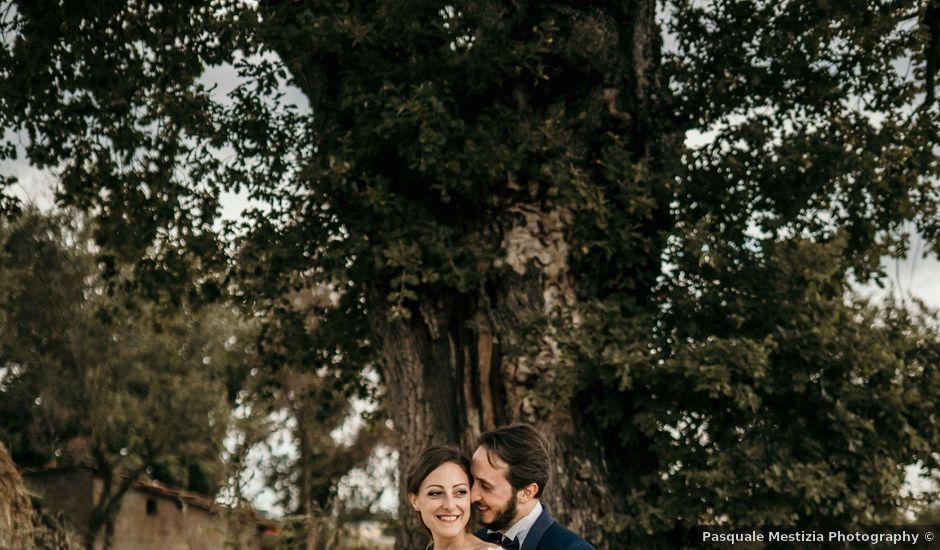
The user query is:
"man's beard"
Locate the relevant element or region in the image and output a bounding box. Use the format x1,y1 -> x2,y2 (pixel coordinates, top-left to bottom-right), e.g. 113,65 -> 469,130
480,493 -> 518,532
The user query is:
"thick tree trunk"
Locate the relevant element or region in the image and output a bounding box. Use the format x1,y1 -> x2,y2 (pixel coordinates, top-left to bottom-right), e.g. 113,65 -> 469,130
371,204 -> 618,549
260,2 -> 667,548
368,292 -> 471,550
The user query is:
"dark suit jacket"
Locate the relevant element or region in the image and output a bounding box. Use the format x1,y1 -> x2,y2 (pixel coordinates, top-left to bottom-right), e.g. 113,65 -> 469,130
476,505 -> 595,550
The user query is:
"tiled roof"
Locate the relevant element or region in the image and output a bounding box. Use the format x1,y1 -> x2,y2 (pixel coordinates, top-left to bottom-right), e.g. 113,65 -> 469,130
132,478 -> 278,529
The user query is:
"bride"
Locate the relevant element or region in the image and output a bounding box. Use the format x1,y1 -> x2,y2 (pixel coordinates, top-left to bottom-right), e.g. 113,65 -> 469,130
407,446 -> 501,550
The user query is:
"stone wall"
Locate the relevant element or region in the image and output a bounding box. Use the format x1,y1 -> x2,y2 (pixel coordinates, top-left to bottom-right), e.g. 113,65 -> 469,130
105,482 -> 264,550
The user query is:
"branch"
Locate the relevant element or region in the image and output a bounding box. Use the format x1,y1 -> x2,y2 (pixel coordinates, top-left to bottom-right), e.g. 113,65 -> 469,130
923,0 -> 940,106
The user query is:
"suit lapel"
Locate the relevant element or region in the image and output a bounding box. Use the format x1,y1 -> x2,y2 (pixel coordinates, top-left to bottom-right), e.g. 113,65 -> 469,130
521,505 -> 554,550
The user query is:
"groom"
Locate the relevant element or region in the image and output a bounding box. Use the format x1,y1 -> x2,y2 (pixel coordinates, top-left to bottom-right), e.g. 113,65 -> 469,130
471,423 -> 595,550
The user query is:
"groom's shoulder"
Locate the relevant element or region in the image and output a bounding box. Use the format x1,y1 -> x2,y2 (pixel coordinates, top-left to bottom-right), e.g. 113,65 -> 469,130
539,522 -> 595,550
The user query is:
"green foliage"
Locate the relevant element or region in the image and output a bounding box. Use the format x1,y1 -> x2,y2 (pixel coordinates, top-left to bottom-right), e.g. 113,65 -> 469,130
570,238 -> 940,544
667,0 -> 940,271
1,1 -> 940,547
566,0 -> 940,543
0,209 -> 240,495
1,0 -> 382,526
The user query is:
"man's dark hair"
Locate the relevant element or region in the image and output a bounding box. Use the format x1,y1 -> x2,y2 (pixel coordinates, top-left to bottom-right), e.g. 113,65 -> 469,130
477,423 -> 552,498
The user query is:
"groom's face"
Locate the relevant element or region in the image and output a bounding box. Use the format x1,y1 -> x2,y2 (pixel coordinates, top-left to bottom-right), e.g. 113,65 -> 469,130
470,445 -> 520,531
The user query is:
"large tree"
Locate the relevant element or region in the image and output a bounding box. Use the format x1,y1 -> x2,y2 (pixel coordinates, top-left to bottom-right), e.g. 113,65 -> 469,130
2,1 -> 939,548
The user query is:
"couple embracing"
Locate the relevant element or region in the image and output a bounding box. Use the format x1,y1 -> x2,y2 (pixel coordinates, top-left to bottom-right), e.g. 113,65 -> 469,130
407,423 -> 595,550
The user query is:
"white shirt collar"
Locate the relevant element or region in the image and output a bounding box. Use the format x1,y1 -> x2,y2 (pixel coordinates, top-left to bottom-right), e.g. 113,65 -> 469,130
499,500 -> 543,548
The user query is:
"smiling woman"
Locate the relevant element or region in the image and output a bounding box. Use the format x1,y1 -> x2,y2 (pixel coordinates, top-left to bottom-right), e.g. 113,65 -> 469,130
406,446 -> 498,550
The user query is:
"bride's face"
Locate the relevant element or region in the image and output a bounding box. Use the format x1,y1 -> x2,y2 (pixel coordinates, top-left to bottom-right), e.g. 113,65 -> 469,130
409,461 -> 472,540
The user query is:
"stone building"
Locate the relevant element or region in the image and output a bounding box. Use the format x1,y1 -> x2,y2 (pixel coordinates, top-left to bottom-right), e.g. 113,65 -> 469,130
24,466 -> 278,550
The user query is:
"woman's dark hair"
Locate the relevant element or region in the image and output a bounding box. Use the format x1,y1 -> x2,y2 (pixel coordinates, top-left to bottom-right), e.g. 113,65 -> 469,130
477,423 -> 552,498
406,446 -> 472,496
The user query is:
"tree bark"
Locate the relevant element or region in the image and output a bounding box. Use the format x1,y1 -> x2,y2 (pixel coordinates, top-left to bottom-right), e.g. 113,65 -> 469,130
258,2 -> 667,547
370,203 -> 618,549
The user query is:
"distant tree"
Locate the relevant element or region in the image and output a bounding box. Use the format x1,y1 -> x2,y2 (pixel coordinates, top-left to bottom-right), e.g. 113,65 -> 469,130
2,1 -> 940,548
230,281 -> 390,549
0,210 -> 245,549
190,262 -> 391,549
